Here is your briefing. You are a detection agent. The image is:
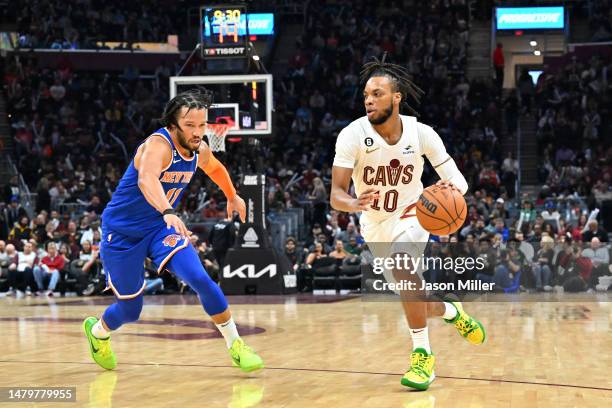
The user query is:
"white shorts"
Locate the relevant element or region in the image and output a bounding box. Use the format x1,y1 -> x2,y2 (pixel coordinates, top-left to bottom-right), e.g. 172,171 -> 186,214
361,205 -> 430,285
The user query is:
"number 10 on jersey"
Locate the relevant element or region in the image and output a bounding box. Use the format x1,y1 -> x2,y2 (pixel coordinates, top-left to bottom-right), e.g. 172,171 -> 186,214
371,189 -> 399,212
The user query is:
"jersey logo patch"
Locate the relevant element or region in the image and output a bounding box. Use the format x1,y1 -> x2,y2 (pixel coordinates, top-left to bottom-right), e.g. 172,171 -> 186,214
403,145 -> 415,154
163,234 -> 183,248
365,137 -> 374,147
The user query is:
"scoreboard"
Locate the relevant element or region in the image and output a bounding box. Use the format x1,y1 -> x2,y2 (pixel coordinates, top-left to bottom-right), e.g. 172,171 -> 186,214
201,5 -> 248,58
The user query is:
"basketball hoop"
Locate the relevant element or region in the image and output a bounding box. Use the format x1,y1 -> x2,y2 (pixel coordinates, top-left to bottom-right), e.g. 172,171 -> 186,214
206,123 -> 232,152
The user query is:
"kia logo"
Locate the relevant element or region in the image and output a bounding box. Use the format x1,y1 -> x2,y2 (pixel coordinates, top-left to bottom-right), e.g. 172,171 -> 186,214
223,264 -> 277,279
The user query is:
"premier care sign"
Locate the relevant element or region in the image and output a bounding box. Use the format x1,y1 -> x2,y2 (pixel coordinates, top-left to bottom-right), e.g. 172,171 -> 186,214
496,7 -> 565,30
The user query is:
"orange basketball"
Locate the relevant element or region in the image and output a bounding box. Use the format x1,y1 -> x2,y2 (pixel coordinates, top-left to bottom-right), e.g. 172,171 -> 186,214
416,185 -> 467,235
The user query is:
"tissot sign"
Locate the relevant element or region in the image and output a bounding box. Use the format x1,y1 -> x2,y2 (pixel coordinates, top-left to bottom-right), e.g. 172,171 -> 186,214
496,7 -> 565,30
203,47 -> 247,56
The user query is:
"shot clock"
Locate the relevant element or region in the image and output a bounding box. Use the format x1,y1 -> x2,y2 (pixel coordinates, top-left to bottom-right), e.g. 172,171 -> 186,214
201,4 -> 249,58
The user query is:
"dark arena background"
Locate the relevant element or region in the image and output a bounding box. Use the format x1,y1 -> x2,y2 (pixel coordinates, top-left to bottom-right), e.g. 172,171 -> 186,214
0,1 -> 611,407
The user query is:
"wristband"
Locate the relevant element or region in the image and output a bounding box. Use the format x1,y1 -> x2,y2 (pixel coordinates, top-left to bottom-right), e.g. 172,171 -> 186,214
162,208 -> 176,216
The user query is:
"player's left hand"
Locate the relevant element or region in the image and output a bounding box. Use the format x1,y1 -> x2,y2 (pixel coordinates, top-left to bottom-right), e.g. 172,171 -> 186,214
227,195 -> 246,222
435,180 -> 460,193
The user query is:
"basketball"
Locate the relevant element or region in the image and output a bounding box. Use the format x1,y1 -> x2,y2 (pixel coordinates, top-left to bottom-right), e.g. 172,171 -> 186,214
416,185 -> 467,235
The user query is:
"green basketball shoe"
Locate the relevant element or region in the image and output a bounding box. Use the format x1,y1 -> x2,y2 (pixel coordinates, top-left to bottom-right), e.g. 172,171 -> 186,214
444,301 -> 486,345
83,317 -> 117,370
401,348 -> 435,391
229,338 -> 264,372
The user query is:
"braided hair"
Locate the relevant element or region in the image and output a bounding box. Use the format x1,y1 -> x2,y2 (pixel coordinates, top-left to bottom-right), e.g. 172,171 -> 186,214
360,54 -> 424,116
159,87 -> 214,129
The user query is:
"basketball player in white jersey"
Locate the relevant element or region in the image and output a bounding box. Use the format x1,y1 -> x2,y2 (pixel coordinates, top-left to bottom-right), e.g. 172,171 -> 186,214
331,58 -> 485,390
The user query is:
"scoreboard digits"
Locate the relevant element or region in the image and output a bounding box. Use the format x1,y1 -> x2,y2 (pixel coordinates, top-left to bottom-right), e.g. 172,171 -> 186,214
213,9 -> 241,43
201,5 -> 248,58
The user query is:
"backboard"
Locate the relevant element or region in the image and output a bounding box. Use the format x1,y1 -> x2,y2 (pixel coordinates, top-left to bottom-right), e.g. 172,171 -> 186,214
169,74 -> 273,136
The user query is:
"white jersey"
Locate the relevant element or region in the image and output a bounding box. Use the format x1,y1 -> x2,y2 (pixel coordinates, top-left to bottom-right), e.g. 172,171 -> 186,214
333,115 -> 451,228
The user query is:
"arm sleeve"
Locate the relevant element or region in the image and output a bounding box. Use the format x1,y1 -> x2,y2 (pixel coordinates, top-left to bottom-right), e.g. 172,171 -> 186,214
202,152 -> 237,200
418,123 -> 469,195
332,127 -> 360,169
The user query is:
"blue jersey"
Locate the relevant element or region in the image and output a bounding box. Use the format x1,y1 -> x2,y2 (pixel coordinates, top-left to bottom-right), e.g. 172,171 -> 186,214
102,128 -> 198,238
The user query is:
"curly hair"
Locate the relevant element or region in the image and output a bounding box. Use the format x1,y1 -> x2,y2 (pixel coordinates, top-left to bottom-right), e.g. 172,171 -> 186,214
159,87 -> 214,129
360,54 -> 424,115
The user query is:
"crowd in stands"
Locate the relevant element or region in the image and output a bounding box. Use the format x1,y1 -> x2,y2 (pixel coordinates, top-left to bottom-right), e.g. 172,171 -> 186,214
267,0 -> 514,219
587,0 -> 612,42
1,1 -> 610,296
0,207 -> 224,296
531,54 -> 611,205
9,0 -> 181,49
282,193 -> 610,294
1,52 -> 234,220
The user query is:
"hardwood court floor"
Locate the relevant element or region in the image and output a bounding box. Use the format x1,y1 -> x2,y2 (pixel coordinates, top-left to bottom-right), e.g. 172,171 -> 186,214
0,294 -> 610,408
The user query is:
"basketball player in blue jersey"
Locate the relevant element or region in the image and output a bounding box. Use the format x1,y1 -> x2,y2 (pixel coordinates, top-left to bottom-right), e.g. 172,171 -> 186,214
82,88 -> 263,372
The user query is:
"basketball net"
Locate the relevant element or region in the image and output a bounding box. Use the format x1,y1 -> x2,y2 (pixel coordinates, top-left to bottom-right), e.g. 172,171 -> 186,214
205,123 -> 231,152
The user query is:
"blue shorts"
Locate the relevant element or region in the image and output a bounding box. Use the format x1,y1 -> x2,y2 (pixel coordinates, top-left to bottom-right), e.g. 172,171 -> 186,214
100,224 -> 189,299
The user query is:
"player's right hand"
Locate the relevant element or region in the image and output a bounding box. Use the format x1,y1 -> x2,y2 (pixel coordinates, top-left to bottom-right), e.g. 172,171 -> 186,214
163,213 -> 192,237
353,188 -> 380,211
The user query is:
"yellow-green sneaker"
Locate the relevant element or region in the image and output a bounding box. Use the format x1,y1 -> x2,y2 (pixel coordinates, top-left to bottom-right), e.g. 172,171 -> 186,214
229,338 -> 264,372
444,301 -> 486,344
401,348 -> 435,391
83,317 -> 117,370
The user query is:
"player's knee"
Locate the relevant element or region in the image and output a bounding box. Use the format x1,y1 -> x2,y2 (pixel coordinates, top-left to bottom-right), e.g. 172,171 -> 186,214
189,268 -> 215,292
184,269 -> 228,315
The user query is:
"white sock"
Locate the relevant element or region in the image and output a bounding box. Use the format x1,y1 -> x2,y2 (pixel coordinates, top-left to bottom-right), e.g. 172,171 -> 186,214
216,317 -> 240,348
409,326 -> 431,353
92,320 -> 110,339
442,302 -> 458,320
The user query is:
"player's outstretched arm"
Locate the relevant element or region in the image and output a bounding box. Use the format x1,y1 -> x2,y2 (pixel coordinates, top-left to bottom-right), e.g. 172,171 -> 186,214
433,159 -> 469,195
331,166 -> 379,213
136,137 -> 191,236
198,143 -> 246,222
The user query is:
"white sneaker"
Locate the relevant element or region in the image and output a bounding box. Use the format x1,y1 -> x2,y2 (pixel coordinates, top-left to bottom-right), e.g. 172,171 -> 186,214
543,285 -> 552,292
25,289 -> 33,296
6,289 -> 15,297
83,283 -> 96,296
